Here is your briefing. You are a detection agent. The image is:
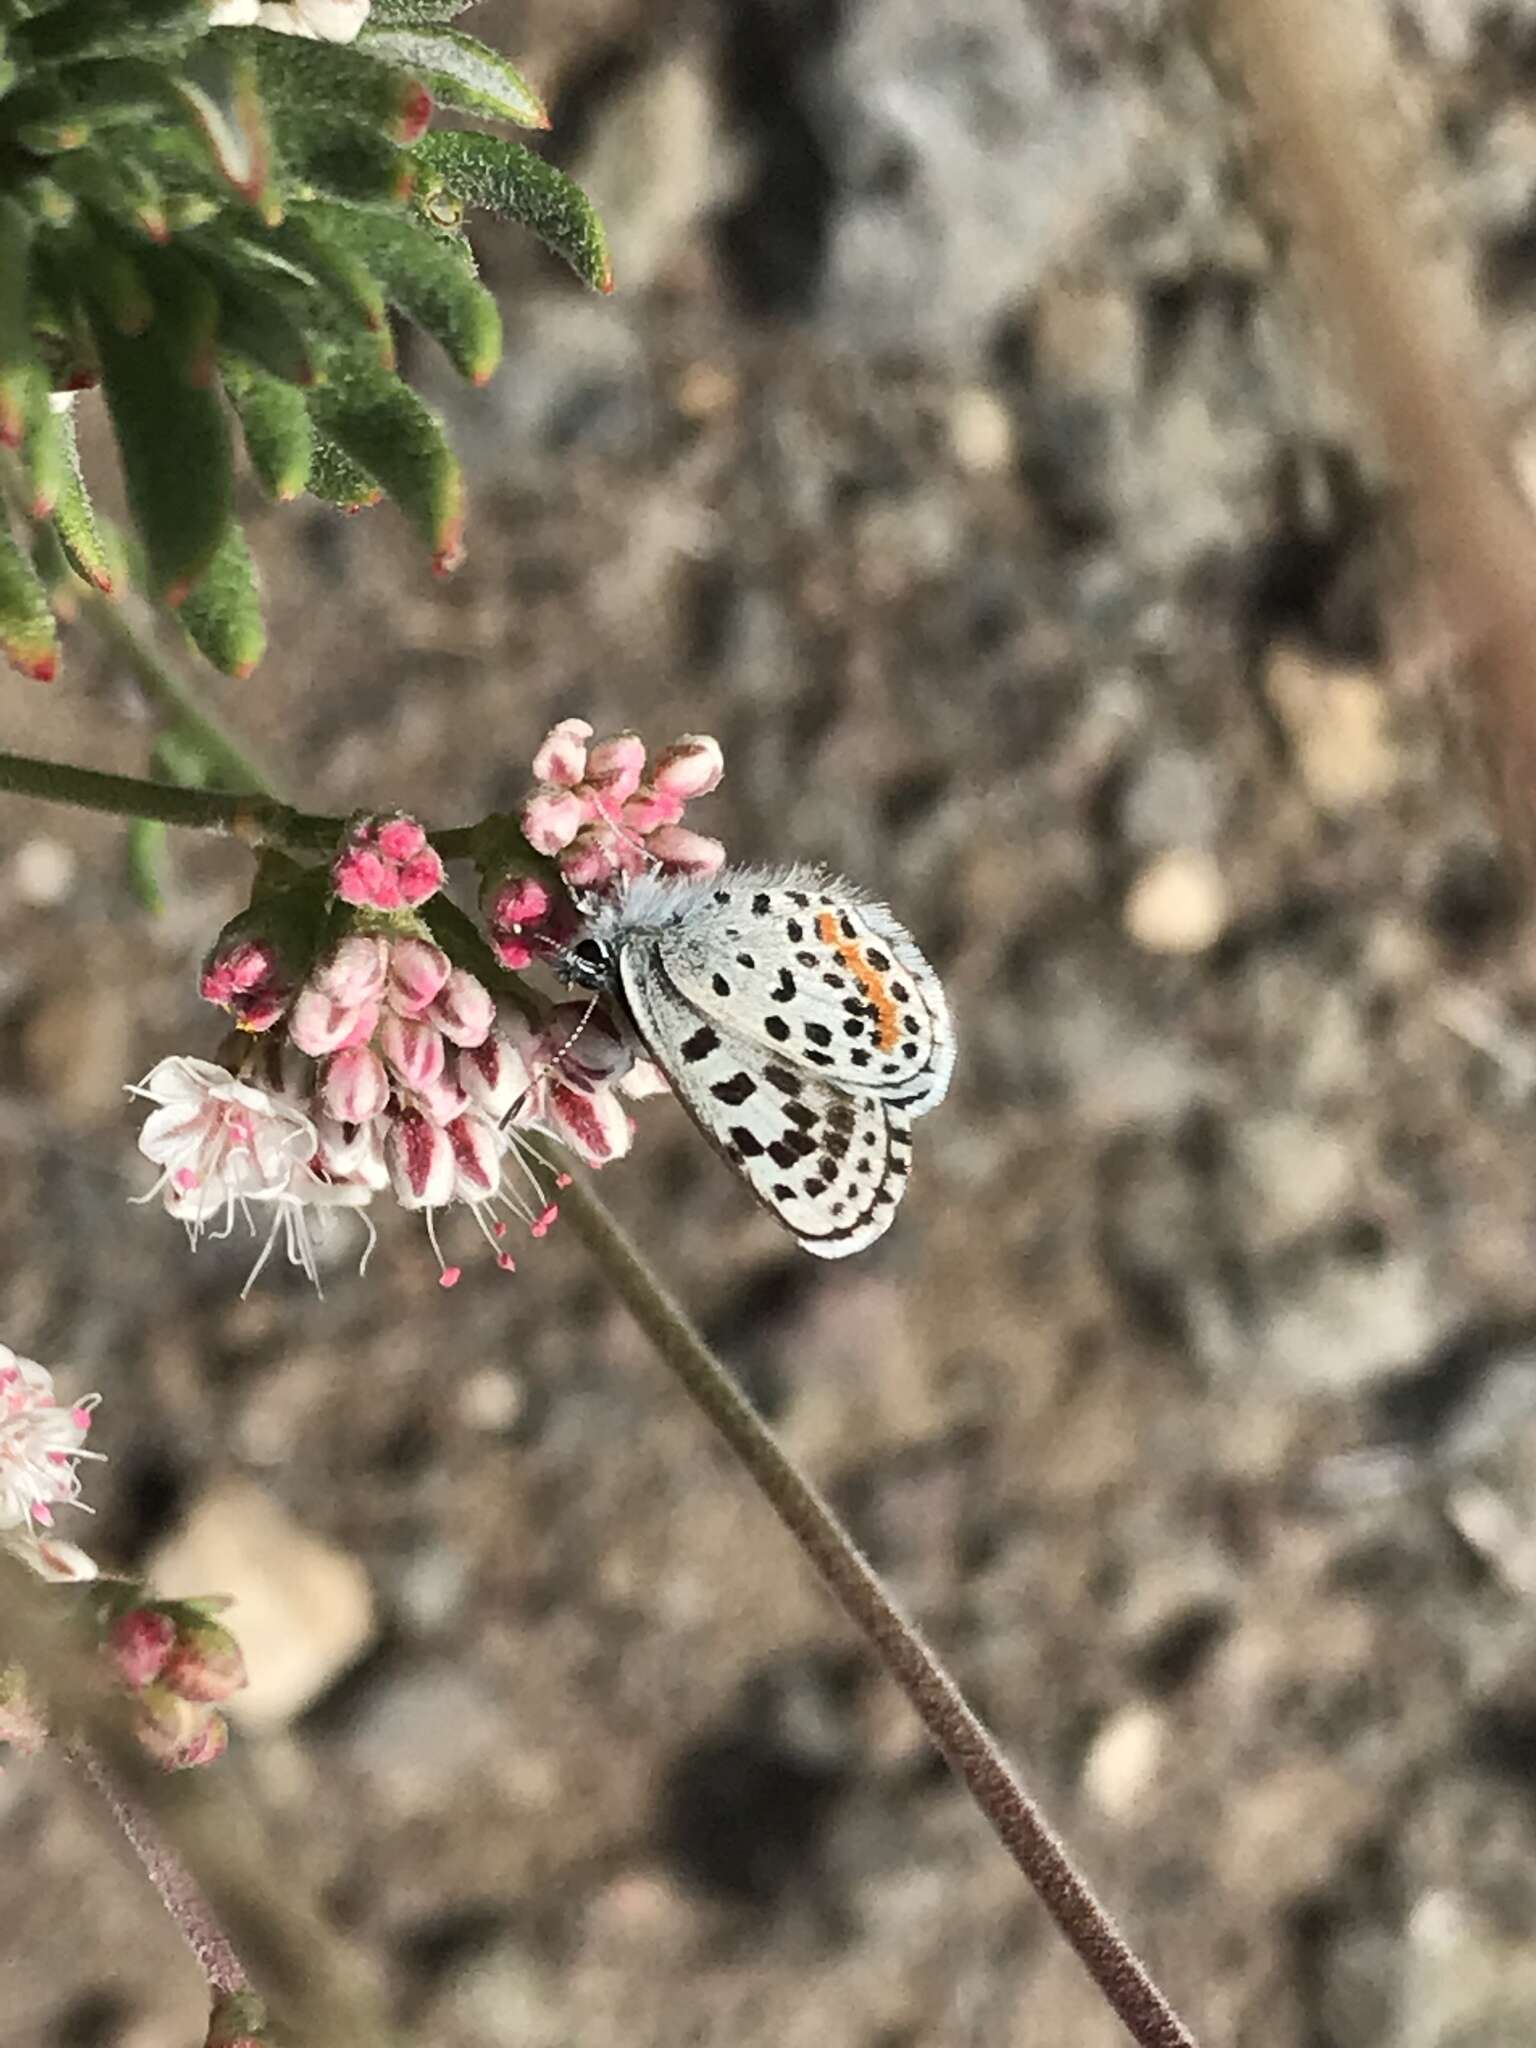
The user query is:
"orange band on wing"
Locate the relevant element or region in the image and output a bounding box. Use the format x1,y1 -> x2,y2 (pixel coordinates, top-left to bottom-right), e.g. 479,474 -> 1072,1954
816,911 -> 901,1051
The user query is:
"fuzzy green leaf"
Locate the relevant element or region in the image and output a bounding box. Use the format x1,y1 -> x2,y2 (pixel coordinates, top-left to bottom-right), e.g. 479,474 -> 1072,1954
85,251 -> 233,600
240,24 -> 432,143
294,199 -> 500,383
263,216 -> 390,348
221,355 -> 313,500
368,0 -> 477,22
283,116 -> 414,206
49,150 -> 169,242
356,24 -> 548,129
126,817 -> 167,914
9,0 -> 204,66
309,351 -> 461,565
308,431 -> 381,512
412,130 -> 611,292
0,200 -> 38,446
173,36 -> 272,209
18,368 -> 66,516
177,518 -> 264,677
197,249 -> 317,384
0,520 -> 58,681
49,403 -> 114,593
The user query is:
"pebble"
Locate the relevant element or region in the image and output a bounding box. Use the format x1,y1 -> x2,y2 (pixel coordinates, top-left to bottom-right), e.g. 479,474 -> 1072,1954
1123,847 -> 1228,954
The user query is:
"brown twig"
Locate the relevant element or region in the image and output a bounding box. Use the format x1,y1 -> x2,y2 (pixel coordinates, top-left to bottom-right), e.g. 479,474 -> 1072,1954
1200,0 -> 1536,874
561,1177 -> 1201,2048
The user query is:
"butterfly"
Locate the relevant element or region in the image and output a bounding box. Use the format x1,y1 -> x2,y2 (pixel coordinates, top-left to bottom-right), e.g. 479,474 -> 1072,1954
560,864 -> 954,1256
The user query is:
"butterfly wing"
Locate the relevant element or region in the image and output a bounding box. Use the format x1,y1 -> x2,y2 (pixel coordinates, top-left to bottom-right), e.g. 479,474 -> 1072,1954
650,867 -> 955,1117
619,940 -> 913,1258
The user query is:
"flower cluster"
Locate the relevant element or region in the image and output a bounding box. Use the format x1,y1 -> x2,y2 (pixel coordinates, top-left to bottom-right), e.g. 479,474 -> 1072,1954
0,1346 -> 101,1585
520,721 -> 725,891
133,723 -> 722,1292
107,1598 -> 248,1771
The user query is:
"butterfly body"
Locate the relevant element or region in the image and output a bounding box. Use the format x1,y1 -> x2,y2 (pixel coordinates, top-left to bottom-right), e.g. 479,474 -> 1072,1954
565,864 -> 954,1257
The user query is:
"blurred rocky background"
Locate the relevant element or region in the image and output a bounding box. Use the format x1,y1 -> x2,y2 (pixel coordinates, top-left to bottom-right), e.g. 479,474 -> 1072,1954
11,0 -> 1536,2042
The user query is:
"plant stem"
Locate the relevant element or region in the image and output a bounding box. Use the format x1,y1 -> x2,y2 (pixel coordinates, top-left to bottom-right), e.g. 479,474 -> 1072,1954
71,1742 -> 252,1998
0,745 -> 487,860
560,1177 -> 1200,2048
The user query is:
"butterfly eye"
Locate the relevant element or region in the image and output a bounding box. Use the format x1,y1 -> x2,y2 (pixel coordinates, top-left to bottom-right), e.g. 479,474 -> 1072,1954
574,939 -> 606,967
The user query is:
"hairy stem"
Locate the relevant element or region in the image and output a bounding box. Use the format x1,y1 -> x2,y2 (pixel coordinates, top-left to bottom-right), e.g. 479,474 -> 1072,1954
71,1743 -> 252,1999
560,1177 -> 1200,2048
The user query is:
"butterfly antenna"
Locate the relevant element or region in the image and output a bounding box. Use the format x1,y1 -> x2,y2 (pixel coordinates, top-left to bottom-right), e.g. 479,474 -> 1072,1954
498,992 -> 603,1132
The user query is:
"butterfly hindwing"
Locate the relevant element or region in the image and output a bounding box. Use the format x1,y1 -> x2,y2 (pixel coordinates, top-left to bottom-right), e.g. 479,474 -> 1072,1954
646,865 -> 955,1117
619,941 -> 913,1258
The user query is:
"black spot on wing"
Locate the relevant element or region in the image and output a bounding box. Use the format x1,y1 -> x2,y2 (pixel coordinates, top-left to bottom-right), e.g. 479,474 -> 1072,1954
712,1072 -> 757,1106
681,1025 -> 720,1063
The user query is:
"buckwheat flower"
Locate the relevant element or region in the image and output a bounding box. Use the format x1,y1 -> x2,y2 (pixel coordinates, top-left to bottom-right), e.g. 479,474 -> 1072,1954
0,1347 -> 102,1582
321,1044 -> 389,1125
644,824 -> 727,877
522,787 -> 587,857
253,0 -> 370,40
652,734 -> 725,801
131,1057 -> 319,1232
531,717 -> 593,788
312,933 -> 390,1008
199,937 -> 292,1034
583,732 -> 647,809
288,988 -> 381,1059
428,966 -> 495,1047
505,1007 -> 635,1168
484,874 -> 553,973
458,1029 -> 529,1120
387,936 -> 452,1017
331,814 -> 444,911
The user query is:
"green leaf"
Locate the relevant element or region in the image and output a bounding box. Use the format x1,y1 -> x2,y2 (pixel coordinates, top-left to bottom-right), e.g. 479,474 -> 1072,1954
412,130 -> 612,293
196,248 -> 317,385
356,25 -> 548,129
309,351 -> 462,566
221,355 -> 313,500
10,0 -> 204,66
240,24 -> 432,143
0,198 -> 37,445
18,368 -> 66,517
283,116 -> 415,207
0,519 -> 59,681
49,151 -> 169,242
263,216 -> 390,349
293,199 -> 500,383
49,403 -> 114,593
172,36 -> 272,210
85,251 -> 234,600
178,519 -> 264,677
368,0 -> 478,22
308,431 -> 381,511
125,816 -> 167,914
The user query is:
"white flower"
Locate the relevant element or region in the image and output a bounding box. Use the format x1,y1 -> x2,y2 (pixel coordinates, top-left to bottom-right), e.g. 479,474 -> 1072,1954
0,1348 -> 102,1582
130,1056 -> 319,1234
253,0 -> 370,41
207,0 -> 261,21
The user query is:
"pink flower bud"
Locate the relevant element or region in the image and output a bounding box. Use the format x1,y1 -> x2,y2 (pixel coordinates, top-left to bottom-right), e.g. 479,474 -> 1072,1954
199,940 -> 293,1032
646,825 -> 727,877
548,1077 -> 633,1166
288,990 -> 380,1058
531,716 -> 594,788
652,733 -> 724,800
559,827 -> 623,891
522,788 -> 587,855
379,1014 -> 446,1091
412,1071 -> 470,1125
312,934 -> 389,1007
584,731 -> 647,807
332,846 -> 396,909
621,784 -> 686,835
428,967 -> 495,1048
159,1613 -> 247,1705
315,1112 -> 390,1189
488,875 -> 551,928
375,817 -> 427,863
387,936 -> 451,1016
398,847 -> 446,907
386,1107 -> 456,1209
134,1686 -> 228,1771
446,1112 -> 501,1202
322,1045 -> 390,1124
491,934 -> 534,972
459,1032 -> 529,1120
108,1607 -> 176,1690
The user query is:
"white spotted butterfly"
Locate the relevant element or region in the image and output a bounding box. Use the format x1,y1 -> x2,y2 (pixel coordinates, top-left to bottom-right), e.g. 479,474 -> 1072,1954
561,864 -> 955,1256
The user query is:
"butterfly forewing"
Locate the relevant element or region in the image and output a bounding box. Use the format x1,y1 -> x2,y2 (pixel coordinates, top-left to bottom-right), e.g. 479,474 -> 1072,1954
619,941 -> 913,1257
649,866 -> 954,1116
